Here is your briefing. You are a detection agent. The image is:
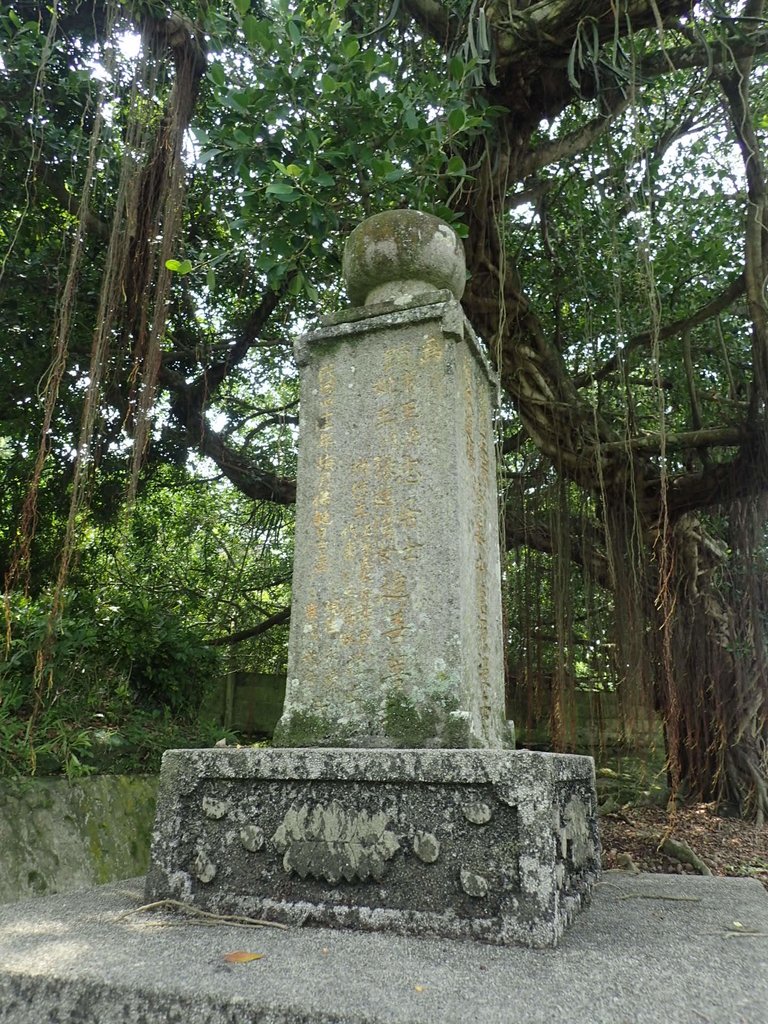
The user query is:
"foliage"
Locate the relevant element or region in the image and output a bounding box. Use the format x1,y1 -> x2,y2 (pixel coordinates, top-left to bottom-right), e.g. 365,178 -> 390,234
0,582 -> 228,776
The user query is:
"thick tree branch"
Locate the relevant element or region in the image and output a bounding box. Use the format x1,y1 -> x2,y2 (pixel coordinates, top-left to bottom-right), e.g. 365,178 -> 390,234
591,426 -> 748,455
518,93 -> 630,178
184,282 -> 293,408
401,0 -> 463,48
657,428 -> 768,517
505,511 -> 611,589
197,428 -> 297,505
511,108 -> 701,208
205,606 -> 291,646
1,121 -> 110,239
160,363 -> 297,505
720,46 -> 768,403
493,0 -> 691,65
639,29 -> 768,80
158,277 -> 299,505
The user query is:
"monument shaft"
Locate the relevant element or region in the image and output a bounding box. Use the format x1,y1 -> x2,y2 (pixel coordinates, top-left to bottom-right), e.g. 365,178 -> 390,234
275,295 -> 510,748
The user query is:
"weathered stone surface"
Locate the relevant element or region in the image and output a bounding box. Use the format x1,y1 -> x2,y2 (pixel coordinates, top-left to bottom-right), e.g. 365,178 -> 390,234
193,849 -> 217,884
462,800 -> 492,824
146,747 -> 600,947
272,801 -> 400,884
201,796 -> 229,819
342,209 -> 466,306
275,289 -> 511,749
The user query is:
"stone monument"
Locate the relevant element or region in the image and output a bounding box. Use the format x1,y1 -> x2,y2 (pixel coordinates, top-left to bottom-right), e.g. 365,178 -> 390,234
275,210 -> 511,749
145,210 -> 600,947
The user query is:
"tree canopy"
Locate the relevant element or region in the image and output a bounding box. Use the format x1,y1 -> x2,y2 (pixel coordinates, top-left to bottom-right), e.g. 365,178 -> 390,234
1,0 -> 767,819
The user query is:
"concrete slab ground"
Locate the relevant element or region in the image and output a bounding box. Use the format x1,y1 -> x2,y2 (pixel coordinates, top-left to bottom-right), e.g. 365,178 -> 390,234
0,872 -> 766,1024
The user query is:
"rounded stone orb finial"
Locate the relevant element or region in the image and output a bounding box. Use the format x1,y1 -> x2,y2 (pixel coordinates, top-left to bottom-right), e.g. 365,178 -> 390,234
342,209 -> 466,307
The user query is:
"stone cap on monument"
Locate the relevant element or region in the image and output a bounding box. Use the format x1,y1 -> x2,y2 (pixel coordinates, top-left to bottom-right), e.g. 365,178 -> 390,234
342,209 -> 466,308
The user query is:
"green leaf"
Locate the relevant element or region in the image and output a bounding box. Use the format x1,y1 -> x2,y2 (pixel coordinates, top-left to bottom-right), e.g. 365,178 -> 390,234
234,0 -> 250,14
342,37 -> 360,59
266,182 -> 299,201
449,55 -> 465,80
208,62 -> 226,88
206,269 -> 216,291
197,148 -> 221,166
284,164 -> 303,178
447,107 -> 466,134
287,19 -> 302,46
445,155 -> 466,176
243,14 -> 262,47
404,107 -> 418,131
321,74 -> 339,94
165,259 -> 193,275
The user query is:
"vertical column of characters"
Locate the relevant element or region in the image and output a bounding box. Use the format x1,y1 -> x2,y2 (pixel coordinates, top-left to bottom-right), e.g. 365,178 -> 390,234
462,349 -> 492,723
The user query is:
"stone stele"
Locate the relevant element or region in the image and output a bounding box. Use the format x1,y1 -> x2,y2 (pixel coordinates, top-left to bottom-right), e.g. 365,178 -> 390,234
145,211 -> 600,947
274,209 -> 511,749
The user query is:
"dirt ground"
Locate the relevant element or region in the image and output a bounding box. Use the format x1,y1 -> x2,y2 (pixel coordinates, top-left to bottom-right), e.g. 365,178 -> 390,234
599,802 -> 768,892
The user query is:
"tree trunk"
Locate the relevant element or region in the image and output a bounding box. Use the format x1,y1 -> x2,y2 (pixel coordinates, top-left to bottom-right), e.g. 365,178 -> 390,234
660,511 -> 768,824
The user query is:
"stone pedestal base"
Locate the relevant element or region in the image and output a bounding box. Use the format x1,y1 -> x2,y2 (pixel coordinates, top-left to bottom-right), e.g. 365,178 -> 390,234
145,748 -> 600,948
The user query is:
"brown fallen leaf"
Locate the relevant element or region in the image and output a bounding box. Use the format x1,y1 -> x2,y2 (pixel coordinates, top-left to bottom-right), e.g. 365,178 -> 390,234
224,951 -> 264,963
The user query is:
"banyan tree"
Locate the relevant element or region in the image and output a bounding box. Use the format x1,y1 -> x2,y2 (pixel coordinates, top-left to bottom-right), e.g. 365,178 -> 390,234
1,0 -> 767,819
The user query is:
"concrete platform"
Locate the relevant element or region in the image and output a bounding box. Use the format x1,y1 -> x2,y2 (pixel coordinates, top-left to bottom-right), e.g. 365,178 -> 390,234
0,873 -> 766,1023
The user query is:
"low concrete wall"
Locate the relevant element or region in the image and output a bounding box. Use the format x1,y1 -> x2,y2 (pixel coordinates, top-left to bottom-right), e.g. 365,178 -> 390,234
204,672 -> 287,735
510,688 -> 662,752
0,775 -> 158,905
206,675 -> 661,754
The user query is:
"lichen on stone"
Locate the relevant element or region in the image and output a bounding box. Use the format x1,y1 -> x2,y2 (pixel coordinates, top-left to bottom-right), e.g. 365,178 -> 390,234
201,796 -> 229,820
193,849 -> 217,884
240,824 -> 265,852
272,709 -> 350,748
462,800 -> 492,825
412,831 -> 441,863
459,868 -> 489,898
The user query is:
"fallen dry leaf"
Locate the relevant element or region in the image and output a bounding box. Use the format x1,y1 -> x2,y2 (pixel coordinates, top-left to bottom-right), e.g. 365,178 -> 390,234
224,951 -> 264,963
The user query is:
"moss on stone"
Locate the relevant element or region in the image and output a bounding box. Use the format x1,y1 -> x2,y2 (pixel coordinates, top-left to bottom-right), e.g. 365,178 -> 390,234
383,688 -> 470,748
273,710 -> 349,748
0,775 -> 158,904
442,710 -> 473,748
383,694 -> 435,747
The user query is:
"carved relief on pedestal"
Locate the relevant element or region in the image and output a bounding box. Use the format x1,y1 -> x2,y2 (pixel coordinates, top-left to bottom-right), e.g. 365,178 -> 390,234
271,801 -> 400,884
